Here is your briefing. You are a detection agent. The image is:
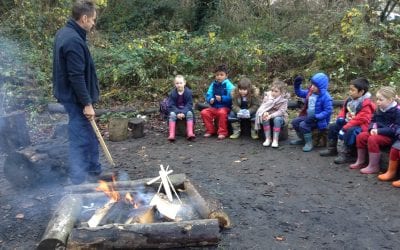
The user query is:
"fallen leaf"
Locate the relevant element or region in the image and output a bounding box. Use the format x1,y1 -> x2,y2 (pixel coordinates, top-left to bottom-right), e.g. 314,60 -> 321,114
15,213 -> 24,219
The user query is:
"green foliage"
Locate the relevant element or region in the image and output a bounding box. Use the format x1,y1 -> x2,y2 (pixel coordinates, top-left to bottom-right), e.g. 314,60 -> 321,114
93,29 -> 270,103
1,1 -> 399,111
98,0 -> 195,34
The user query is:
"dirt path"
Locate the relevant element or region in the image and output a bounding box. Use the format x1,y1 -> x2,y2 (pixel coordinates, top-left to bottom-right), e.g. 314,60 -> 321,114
1,114 -> 400,249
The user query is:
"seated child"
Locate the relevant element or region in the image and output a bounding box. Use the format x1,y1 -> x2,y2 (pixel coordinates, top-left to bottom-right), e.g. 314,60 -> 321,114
200,64 -> 235,140
255,79 -> 289,148
320,78 -> 375,164
378,125 -> 400,187
228,77 -> 260,139
290,73 -> 333,152
350,86 -> 400,174
167,75 -> 195,141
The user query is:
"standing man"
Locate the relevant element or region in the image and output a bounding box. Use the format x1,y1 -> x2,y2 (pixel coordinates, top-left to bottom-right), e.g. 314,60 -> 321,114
53,0 -> 101,184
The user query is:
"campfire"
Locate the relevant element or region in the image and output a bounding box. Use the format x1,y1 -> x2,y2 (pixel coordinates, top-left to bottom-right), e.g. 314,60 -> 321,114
38,167 -> 230,249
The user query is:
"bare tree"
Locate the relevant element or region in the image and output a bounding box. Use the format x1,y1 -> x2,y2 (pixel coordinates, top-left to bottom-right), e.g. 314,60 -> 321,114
380,0 -> 399,21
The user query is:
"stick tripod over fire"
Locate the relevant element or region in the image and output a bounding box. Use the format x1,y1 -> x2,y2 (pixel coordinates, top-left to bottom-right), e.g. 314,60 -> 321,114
147,164 -> 182,203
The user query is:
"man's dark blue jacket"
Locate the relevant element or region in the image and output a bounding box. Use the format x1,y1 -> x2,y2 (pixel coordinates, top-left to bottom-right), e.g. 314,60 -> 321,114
53,19 -> 99,106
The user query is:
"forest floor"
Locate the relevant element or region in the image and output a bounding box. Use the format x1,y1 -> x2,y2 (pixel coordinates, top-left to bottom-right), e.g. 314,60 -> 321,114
0,109 -> 400,249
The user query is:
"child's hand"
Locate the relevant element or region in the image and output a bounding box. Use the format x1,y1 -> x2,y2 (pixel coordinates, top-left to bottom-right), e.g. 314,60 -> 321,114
210,98 -> 215,104
215,95 -> 222,102
262,112 -> 270,120
370,129 -> 378,136
293,75 -> 303,86
177,113 -> 185,120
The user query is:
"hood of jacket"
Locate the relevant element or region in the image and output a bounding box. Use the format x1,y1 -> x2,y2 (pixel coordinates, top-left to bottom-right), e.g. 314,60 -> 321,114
310,73 -> 329,95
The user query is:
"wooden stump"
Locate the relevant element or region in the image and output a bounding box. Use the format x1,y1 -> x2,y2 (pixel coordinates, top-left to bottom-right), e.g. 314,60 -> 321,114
0,111 -> 30,153
128,117 -> 145,138
109,117 -> 128,141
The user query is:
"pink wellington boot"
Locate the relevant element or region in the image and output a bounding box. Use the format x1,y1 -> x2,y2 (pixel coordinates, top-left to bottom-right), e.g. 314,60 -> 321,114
360,152 -> 381,174
349,148 -> 367,169
168,121 -> 176,141
186,120 -> 195,140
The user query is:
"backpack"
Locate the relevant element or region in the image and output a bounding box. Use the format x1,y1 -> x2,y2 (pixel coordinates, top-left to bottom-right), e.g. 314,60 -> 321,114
159,97 -> 169,120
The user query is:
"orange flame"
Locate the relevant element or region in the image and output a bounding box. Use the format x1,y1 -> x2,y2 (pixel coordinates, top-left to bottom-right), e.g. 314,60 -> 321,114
95,179 -> 120,202
125,192 -> 139,208
95,176 -> 139,208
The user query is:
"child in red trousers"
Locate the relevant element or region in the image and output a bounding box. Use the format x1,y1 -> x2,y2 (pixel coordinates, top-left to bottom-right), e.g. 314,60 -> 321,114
378,127 -> 400,187
200,64 -> 235,140
350,86 -> 400,174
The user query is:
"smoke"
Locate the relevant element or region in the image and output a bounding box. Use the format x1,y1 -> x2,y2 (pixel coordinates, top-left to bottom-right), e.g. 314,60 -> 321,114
0,34 -> 26,115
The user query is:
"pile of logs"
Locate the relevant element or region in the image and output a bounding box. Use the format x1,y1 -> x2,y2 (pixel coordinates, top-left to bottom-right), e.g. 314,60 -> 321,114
38,174 -> 230,249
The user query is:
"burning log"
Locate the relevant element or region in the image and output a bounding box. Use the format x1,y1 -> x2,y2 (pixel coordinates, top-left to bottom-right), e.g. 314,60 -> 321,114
184,180 -> 231,229
67,219 -> 220,249
87,200 -> 116,228
125,205 -> 155,224
98,200 -> 137,225
150,193 -> 181,220
37,195 -> 82,250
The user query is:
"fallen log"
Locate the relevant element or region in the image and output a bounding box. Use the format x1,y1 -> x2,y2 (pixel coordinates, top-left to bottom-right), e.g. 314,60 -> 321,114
196,99 -> 345,111
184,180 -> 231,229
47,103 -> 159,116
37,195 -> 82,250
67,219 -> 220,249
64,173 -> 187,194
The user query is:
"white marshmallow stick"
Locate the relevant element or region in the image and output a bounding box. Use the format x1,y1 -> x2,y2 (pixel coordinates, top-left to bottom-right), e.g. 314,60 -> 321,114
159,165 -> 173,202
146,169 -> 173,185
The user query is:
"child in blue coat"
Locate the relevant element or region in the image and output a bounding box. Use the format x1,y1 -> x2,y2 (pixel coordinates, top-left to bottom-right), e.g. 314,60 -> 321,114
290,73 -> 333,152
200,64 -> 235,140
